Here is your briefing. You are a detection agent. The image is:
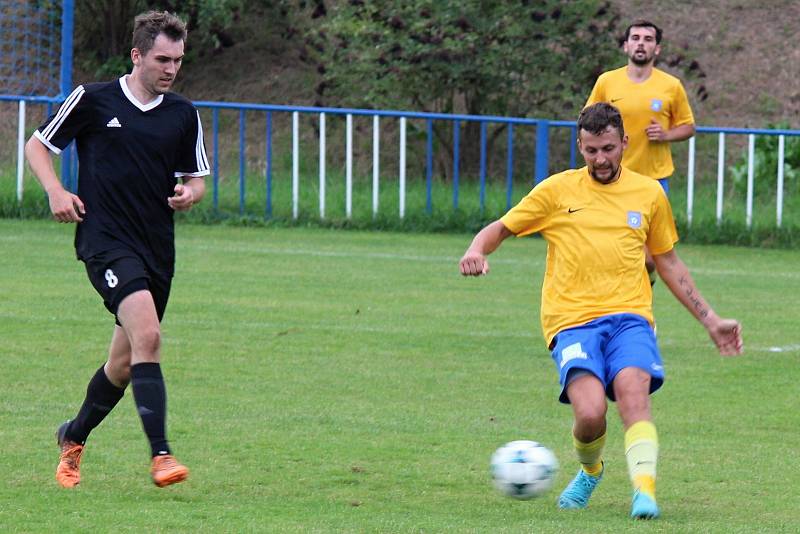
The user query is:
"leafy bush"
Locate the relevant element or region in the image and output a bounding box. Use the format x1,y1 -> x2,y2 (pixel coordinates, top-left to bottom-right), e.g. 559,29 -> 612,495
730,123 -> 800,198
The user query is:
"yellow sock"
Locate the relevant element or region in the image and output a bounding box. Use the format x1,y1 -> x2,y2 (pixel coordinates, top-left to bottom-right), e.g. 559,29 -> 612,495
624,420 -> 658,498
574,432 -> 606,477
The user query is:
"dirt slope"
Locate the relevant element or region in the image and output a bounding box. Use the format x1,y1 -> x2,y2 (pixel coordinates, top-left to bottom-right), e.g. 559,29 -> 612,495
615,0 -> 799,128
171,1 -> 798,129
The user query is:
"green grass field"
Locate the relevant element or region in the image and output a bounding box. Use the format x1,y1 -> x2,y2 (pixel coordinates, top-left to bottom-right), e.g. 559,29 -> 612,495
1,219 -> 798,532
3,162 -> 799,247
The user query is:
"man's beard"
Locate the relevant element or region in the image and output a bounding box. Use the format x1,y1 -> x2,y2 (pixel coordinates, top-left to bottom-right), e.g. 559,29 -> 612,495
630,50 -> 653,66
590,164 -> 620,184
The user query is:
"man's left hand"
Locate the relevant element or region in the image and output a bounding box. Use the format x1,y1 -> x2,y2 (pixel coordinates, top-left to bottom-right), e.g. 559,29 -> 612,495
168,183 -> 195,211
646,119 -> 667,142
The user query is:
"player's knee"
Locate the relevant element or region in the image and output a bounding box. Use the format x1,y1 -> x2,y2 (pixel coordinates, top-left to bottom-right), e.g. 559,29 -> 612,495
132,326 -> 162,357
106,360 -> 131,386
572,404 -> 607,437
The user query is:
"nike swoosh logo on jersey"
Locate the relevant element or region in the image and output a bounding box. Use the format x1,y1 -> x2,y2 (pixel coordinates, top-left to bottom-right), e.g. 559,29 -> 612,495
611,97 -> 624,103
106,117 -> 122,128
568,207 -> 585,213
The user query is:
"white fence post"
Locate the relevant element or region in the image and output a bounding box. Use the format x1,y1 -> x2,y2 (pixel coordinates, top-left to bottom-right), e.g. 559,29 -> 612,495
687,135 -> 695,226
319,112 -> 326,219
346,113 -> 353,219
777,135 -> 785,228
399,117 -> 406,218
17,100 -> 26,203
716,132 -> 725,225
746,134 -> 755,228
292,111 -> 299,219
373,115 -> 380,218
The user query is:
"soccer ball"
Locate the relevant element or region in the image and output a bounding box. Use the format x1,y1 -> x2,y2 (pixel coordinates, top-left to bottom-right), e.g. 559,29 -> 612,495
490,440 -> 559,499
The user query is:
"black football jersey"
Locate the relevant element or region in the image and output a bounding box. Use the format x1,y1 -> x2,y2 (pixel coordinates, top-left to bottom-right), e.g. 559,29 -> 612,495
35,76 -> 210,273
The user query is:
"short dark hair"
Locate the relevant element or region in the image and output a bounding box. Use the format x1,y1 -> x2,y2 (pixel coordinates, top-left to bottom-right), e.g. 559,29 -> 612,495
578,103 -> 625,139
132,11 -> 187,56
624,20 -> 662,44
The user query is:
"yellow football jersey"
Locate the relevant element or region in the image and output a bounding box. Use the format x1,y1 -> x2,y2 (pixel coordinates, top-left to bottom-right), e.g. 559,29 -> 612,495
585,67 -> 694,179
500,167 -> 678,346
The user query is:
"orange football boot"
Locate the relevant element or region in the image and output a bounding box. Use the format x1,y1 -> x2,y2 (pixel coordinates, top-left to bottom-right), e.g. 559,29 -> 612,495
150,454 -> 189,487
55,420 -> 83,488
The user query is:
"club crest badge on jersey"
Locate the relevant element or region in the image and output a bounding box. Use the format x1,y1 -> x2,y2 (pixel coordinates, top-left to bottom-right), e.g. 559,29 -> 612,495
627,211 -> 642,229
650,99 -> 663,112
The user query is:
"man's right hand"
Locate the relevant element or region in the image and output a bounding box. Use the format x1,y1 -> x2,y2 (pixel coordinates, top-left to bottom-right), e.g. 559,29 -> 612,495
706,317 -> 744,356
48,187 -> 85,223
459,250 -> 489,276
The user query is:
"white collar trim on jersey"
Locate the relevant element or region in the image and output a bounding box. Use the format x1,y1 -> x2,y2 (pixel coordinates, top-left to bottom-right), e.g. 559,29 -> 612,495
119,75 -> 164,112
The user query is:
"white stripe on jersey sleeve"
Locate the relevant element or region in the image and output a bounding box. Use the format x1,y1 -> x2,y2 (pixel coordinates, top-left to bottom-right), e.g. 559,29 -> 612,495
176,110 -> 211,177
39,85 -> 85,141
175,111 -> 211,178
195,110 -> 210,172
174,170 -> 210,177
33,130 -> 64,155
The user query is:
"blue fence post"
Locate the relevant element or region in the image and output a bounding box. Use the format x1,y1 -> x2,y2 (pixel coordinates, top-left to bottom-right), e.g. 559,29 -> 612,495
44,102 -> 54,202
238,109 -> 246,215
70,143 -> 78,191
453,120 -> 460,210
426,119 -> 433,214
60,146 -> 73,191
59,1 -> 74,94
506,124 -> 514,210
569,124 -> 577,169
479,121 -> 487,213
59,0 -> 74,190
535,120 -> 549,184
212,108 -> 219,212
266,111 -> 272,219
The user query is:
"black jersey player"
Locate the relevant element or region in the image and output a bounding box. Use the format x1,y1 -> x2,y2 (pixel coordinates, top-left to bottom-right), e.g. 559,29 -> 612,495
25,11 -> 209,488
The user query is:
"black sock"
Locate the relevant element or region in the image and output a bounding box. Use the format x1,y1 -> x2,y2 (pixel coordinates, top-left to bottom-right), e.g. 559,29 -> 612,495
131,362 -> 171,457
66,365 -> 126,445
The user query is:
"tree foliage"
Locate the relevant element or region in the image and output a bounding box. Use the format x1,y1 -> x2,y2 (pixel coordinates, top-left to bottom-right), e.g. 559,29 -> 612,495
302,0 -> 622,120
75,0 -> 242,79
292,0 -> 623,177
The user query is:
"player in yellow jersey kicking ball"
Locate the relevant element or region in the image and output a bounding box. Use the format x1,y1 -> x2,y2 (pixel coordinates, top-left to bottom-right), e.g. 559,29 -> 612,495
459,103 -> 742,520
586,20 -> 695,281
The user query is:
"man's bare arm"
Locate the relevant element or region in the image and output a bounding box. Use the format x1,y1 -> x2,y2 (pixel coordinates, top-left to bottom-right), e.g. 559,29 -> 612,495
25,136 -> 85,222
459,220 -> 514,276
654,249 -> 743,356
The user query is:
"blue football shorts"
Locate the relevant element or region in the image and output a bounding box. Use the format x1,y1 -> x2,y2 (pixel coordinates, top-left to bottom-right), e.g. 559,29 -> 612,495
549,313 -> 664,404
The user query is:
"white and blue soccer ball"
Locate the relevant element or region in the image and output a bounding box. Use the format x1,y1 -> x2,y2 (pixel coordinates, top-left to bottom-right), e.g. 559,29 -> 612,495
490,440 -> 559,499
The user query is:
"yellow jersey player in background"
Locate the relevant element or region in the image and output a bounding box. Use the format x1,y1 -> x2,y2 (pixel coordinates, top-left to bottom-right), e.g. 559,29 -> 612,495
586,20 -> 695,281
586,20 -> 695,192
459,103 -> 742,520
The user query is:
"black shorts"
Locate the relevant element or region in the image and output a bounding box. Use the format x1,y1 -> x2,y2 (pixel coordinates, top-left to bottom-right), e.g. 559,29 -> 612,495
84,249 -> 173,323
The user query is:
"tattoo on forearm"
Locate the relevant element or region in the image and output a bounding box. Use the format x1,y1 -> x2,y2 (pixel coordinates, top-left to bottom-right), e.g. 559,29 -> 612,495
678,275 -> 709,318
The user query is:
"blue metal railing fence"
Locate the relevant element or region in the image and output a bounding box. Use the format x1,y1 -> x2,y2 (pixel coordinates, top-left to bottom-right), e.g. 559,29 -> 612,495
4,95 -> 800,228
